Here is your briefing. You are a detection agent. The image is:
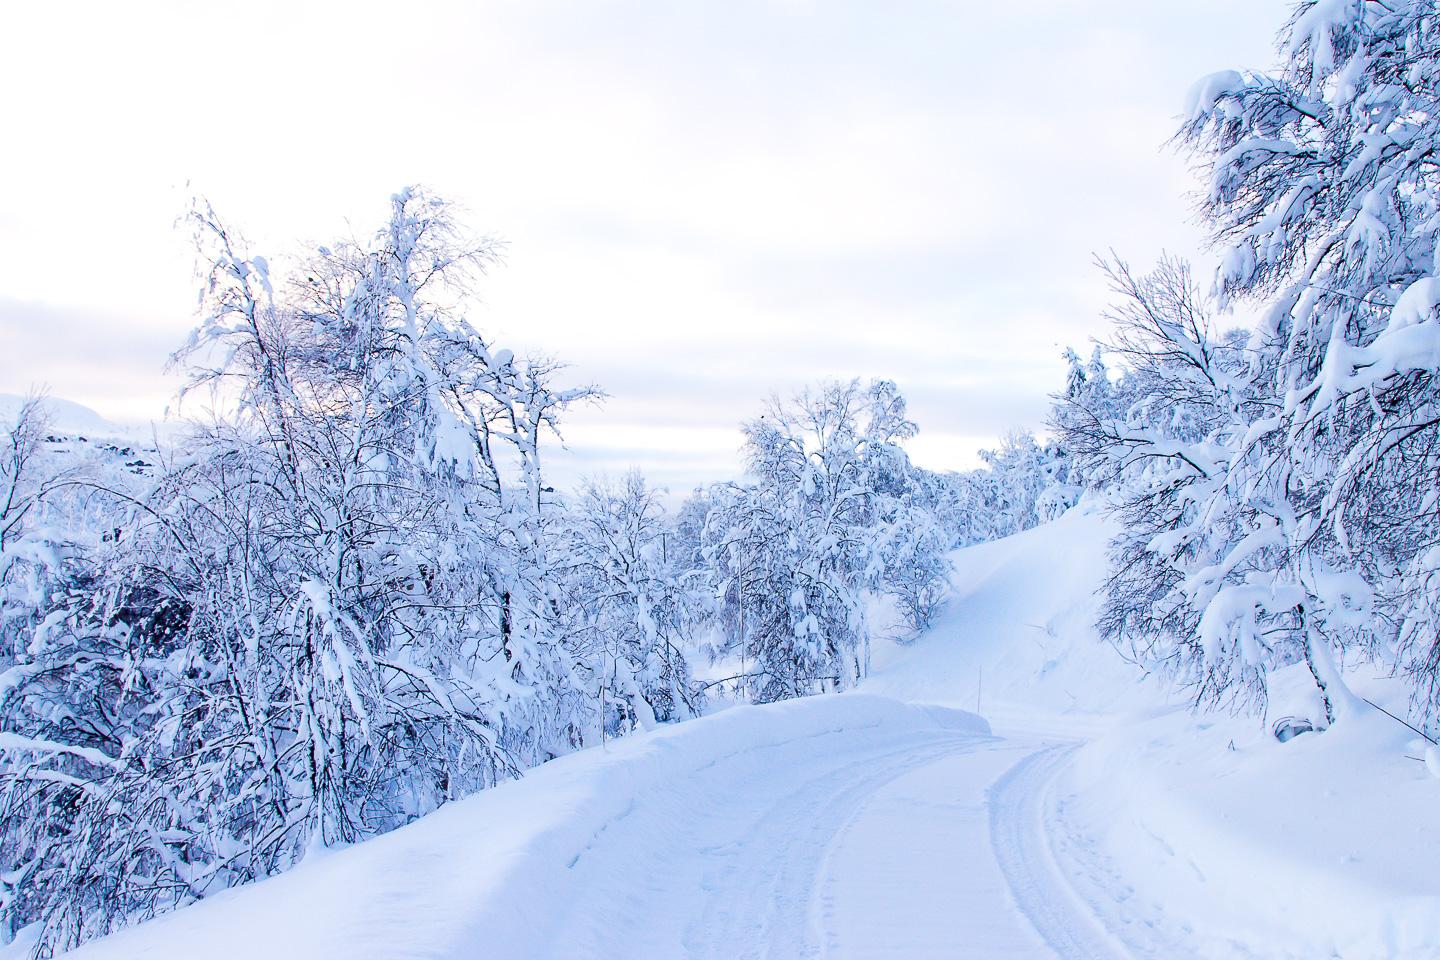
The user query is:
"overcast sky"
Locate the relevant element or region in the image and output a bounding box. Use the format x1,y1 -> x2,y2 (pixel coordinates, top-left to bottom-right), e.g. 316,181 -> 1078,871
1,0 -> 1288,494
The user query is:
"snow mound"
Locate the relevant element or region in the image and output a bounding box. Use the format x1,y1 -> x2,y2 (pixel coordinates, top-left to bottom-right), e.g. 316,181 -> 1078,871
1061,703 -> 1440,959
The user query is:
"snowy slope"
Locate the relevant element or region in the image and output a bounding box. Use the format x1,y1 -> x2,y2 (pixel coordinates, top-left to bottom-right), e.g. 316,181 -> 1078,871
15,504 -> 1439,959
867,502 -> 1440,959
1058,680 -> 1440,959
865,502 -> 1158,733
0,393 -> 165,483
877,504 -> 1440,959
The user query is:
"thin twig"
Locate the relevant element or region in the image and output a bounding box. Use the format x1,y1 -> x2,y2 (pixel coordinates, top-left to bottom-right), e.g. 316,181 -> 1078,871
1363,697 -> 1437,746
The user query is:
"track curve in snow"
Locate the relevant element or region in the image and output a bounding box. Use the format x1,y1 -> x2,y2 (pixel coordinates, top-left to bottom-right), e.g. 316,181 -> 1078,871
534,721 -> 1127,960
989,742 -> 1132,960
57,694 -> 1147,960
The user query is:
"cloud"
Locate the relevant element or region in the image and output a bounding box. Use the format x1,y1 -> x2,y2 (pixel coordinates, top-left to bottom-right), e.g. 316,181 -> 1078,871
0,300 -> 182,422
1,0 -> 1291,492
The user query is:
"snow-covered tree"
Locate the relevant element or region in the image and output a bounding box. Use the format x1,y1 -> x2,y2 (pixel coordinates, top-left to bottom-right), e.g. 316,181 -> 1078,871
702,380 -> 939,700
0,398 -> 55,658
1054,251 -> 1389,730
1158,1 -> 1440,725
0,189 -> 603,953
979,431 -> 1074,530
0,399 -> 45,583
873,501 -> 950,634
915,430 -> 1074,552
1057,259 -> 1294,713
1049,346 -> 1126,494
560,471 -> 703,731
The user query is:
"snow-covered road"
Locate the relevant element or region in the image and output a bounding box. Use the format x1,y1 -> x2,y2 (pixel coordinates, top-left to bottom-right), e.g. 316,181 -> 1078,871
990,744 -> 1131,960
532,719 -> 1109,960
64,696 -> 1126,960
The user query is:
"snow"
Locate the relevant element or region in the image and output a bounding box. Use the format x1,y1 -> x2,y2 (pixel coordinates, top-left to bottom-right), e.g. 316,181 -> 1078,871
864,503 -> 1156,734
1060,701 -> 1440,958
25,503 -> 1440,959
874,504 -> 1440,958
1303,276 -> 1440,417
1183,70 -> 1245,124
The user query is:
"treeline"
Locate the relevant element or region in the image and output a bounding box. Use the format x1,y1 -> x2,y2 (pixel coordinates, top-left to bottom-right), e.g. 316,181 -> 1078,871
1055,3 -> 1440,735
0,191 -> 1069,953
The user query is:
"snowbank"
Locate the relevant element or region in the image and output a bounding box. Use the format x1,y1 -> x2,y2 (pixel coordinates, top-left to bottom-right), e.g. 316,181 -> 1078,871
873,502 -> 1440,958
42,695 -> 985,960
1060,702 -> 1440,959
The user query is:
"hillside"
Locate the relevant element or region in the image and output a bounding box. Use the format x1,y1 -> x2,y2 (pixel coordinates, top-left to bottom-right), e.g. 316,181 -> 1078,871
0,394 -> 164,483
9,505 -> 1435,959
0,396 -> 122,438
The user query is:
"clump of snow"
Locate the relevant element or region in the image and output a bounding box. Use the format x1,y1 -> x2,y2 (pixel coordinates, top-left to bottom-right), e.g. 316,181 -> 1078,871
1183,69 -> 1245,123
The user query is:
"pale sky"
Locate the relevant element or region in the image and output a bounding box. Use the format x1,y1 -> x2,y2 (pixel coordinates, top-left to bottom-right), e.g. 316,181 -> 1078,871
0,0 -> 1287,494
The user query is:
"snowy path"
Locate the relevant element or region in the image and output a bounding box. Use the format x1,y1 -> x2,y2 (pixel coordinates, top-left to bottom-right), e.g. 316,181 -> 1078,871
57,693 -> 1172,960
62,696 -> 1133,960
530,720 -> 1117,960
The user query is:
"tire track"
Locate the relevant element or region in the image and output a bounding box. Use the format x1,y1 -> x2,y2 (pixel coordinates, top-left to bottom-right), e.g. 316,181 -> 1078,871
989,742 -> 1133,960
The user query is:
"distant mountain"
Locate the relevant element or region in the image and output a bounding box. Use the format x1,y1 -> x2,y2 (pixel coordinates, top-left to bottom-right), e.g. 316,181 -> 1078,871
0,393 -> 130,438
0,393 -> 163,479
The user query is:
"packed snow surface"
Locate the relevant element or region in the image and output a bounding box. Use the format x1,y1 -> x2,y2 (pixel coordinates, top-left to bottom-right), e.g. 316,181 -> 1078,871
25,506 -> 1439,959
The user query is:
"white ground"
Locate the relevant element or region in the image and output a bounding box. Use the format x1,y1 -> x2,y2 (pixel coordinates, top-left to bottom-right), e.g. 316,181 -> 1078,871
24,505 -> 1440,959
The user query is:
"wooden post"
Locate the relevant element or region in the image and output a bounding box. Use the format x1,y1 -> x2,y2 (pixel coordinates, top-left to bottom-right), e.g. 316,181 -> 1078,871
738,549 -> 747,702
